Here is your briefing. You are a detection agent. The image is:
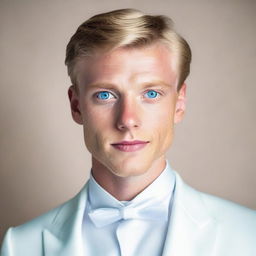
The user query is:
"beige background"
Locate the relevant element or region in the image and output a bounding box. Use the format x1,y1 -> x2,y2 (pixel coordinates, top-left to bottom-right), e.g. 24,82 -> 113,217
0,0 -> 255,244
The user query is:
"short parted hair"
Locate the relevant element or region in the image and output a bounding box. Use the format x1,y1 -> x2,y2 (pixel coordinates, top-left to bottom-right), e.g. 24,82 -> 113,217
65,8 -> 191,91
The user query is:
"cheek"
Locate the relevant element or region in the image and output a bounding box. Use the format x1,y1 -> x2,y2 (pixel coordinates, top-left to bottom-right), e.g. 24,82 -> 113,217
151,104 -> 175,148
147,100 -> 176,128
80,102 -> 116,152
83,124 -> 96,153
82,101 -> 114,127
81,110 -> 102,150
157,117 -> 174,140
83,125 -> 107,159
82,114 -> 111,154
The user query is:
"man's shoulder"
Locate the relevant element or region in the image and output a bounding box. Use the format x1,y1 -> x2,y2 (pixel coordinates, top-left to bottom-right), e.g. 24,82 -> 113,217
12,201 -> 65,234
197,189 -> 256,237
197,191 -> 256,253
4,185 -> 87,243
1,184 -> 89,255
175,172 -> 256,237
176,172 -> 256,222
1,186 -> 87,256
199,190 -> 256,221
6,197 -> 72,242
1,203 -> 61,255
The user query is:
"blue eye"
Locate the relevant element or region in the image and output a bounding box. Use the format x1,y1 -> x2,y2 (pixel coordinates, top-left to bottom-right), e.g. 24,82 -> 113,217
96,91 -> 114,100
145,90 -> 159,98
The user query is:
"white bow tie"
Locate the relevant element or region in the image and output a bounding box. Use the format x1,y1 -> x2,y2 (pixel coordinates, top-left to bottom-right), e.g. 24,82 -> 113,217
88,198 -> 168,228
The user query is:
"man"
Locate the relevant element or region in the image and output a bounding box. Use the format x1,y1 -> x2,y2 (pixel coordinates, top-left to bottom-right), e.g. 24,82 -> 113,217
1,8 -> 256,256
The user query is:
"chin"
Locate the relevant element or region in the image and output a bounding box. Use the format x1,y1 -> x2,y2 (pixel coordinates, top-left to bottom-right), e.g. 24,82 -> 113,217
109,160 -> 152,178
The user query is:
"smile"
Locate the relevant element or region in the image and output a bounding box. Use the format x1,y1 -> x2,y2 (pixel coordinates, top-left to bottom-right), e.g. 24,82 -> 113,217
111,140 -> 149,152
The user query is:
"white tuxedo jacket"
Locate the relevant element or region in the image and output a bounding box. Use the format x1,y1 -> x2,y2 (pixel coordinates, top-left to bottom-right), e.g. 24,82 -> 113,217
1,172 -> 256,256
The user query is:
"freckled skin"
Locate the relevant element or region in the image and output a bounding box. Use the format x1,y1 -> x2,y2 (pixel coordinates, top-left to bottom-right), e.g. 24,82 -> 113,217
68,43 -> 186,199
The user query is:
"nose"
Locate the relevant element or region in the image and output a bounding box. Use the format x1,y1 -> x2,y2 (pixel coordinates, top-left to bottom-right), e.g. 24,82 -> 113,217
116,96 -> 141,131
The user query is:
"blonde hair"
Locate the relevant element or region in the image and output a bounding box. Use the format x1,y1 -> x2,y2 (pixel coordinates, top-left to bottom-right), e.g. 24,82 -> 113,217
65,9 -> 191,91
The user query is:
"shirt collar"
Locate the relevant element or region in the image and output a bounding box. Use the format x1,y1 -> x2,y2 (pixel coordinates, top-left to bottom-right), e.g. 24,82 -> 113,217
88,160 -> 175,210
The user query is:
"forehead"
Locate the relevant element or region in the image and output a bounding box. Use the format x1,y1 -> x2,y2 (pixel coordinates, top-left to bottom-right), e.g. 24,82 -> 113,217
74,43 -> 178,88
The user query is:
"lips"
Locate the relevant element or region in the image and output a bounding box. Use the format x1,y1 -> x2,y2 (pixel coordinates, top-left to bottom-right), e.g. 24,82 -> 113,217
111,140 -> 149,152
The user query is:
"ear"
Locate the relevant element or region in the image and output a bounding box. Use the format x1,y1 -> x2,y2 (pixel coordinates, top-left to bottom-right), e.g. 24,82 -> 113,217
174,83 -> 186,124
68,85 -> 83,125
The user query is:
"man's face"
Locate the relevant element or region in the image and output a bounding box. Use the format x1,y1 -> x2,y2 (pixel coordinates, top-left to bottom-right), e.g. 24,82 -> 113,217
69,43 -> 186,178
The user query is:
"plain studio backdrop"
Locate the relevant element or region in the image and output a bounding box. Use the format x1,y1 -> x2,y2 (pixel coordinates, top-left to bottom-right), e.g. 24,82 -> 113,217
0,0 -> 255,244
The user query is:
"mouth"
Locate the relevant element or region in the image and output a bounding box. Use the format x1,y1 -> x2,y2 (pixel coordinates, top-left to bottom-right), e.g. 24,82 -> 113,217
111,140 -> 149,152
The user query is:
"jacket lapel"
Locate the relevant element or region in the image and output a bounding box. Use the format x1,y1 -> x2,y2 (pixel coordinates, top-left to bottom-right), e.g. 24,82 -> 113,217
42,183 -> 89,256
162,172 -> 218,256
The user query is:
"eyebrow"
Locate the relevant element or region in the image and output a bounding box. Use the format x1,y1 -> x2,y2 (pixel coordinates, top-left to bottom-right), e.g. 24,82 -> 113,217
85,82 -> 118,90
85,80 -> 173,90
140,81 -> 173,89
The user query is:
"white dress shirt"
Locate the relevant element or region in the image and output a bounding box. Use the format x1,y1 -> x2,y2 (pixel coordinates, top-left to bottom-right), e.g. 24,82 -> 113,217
82,161 -> 176,256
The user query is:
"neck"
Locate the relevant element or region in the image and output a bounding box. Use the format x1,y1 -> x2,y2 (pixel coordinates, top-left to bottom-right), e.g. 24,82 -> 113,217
91,157 -> 166,201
